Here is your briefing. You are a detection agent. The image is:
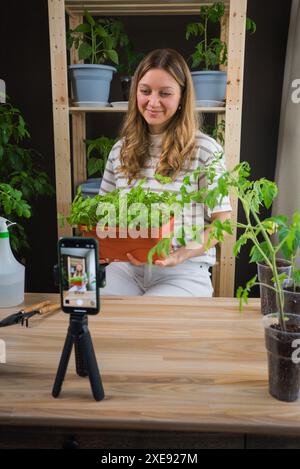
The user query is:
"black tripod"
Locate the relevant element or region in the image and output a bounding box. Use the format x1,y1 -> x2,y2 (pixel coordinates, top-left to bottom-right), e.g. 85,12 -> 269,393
52,314 -> 105,401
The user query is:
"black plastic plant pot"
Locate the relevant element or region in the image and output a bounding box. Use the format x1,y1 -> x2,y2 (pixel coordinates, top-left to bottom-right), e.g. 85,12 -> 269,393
283,287 -> 300,315
120,76 -> 132,101
257,259 -> 291,315
263,313 -> 300,402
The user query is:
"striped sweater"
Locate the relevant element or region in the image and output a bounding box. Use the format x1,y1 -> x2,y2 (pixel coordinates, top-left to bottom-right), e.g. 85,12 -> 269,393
99,130 -> 232,266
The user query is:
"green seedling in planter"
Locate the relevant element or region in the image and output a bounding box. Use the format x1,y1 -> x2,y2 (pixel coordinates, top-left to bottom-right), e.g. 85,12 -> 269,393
84,136 -> 117,177
67,178 -> 179,231
69,276 -> 84,282
67,10 -> 128,65
0,100 -> 53,251
186,2 -> 256,70
63,156 -> 227,265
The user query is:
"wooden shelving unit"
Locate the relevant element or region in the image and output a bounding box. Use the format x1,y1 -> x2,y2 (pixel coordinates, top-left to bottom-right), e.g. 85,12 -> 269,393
48,0 -> 247,297
69,106 -> 226,113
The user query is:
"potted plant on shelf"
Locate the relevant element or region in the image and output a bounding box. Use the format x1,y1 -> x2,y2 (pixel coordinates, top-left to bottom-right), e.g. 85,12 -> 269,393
202,119 -> 225,146
67,11 -> 128,105
202,156 -> 300,401
116,40 -> 144,101
79,136 -> 117,198
85,135 -> 116,178
185,1 -> 256,103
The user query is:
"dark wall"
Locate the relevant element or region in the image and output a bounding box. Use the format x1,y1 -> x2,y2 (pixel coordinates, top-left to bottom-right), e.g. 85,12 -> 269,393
237,0 -> 292,294
0,0 -> 57,293
0,0 -> 292,294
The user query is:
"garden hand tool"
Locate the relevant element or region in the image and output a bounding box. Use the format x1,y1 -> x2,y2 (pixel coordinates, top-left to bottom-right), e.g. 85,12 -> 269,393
0,301 -> 60,328
20,302 -> 61,327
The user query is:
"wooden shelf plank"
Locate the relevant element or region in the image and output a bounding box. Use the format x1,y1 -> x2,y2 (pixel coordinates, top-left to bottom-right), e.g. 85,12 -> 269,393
69,106 -> 226,113
65,0 -> 230,15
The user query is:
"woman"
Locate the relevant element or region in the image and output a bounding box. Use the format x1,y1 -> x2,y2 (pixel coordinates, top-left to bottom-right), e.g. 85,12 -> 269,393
99,48 -> 231,297
70,263 -> 87,293
72,263 -> 84,278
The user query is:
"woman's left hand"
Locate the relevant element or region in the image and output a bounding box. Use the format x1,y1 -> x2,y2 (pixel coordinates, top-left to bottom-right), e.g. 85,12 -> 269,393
154,246 -> 197,267
127,245 -> 201,267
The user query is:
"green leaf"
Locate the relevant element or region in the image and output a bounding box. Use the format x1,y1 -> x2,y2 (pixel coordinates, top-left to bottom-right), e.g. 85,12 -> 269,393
95,25 -> 108,37
74,23 -> 91,33
185,22 -> 200,40
233,233 -> 250,257
66,35 -> 74,50
84,10 -> 95,27
293,270 -> 300,287
249,241 -> 270,263
276,272 -> 288,285
246,17 -> 257,34
105,49 -> 119,65
78,42 -> 92,60
261,179 -> 278,209
183,175 -> 191,186
236,275 -> 257,312
155,173 -> 173,184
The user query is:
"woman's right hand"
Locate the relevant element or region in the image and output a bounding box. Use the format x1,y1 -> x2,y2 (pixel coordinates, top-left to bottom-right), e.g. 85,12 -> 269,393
99,258 -> 110,264
126,253 -> 146,266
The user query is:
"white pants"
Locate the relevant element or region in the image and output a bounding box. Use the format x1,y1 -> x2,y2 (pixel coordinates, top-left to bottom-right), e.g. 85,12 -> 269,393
100,261 -> 213,297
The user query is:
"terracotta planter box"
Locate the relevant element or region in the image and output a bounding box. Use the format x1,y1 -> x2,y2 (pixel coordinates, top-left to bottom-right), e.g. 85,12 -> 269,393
79,217 -> 174,263
69,280 -> 83,286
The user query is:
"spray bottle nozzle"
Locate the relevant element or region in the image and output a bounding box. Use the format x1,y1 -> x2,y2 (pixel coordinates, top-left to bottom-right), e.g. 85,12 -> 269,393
0,217 -> 16,233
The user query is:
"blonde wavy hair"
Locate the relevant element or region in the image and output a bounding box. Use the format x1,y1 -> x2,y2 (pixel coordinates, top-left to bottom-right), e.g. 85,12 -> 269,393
118,48 -> 200,184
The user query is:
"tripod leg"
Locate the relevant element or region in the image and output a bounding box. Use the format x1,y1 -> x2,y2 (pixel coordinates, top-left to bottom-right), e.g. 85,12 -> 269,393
81,328 -> 105,401
74,336 -> 88,377
52,329 -> 73,398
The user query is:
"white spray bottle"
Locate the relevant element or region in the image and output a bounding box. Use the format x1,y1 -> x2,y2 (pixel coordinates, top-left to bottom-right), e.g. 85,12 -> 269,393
0,217 -> 25,307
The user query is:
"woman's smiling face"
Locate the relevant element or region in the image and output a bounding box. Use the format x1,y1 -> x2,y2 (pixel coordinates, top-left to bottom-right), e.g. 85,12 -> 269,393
137,68 -> 181,134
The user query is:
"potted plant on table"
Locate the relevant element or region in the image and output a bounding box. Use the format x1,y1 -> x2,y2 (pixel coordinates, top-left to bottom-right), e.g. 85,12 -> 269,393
203,156 -> 300,401
185,1 -> 256,103
277,213 -> 300,315
256,212 -> 300,315
67,11 -> 128,105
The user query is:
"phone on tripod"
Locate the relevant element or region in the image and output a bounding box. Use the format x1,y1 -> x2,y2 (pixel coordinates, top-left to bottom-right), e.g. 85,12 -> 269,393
58,237 -> 100,315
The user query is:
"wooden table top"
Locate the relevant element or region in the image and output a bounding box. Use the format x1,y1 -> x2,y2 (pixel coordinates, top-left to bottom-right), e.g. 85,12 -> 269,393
0,293 -> 300,436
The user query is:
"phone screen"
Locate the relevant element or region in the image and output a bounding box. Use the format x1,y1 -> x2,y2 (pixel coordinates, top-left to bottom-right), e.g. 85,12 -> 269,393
58,237 -> 99,314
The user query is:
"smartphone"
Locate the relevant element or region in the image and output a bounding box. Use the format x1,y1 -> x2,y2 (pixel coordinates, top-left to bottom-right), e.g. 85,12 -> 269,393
58,237 -> 100,314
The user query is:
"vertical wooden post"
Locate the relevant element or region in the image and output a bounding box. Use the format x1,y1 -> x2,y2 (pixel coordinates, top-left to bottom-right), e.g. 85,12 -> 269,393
69,14 -> 87,191
48,0 -> 72,237
212,111 -> 227,297
219,0 -> 247,296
